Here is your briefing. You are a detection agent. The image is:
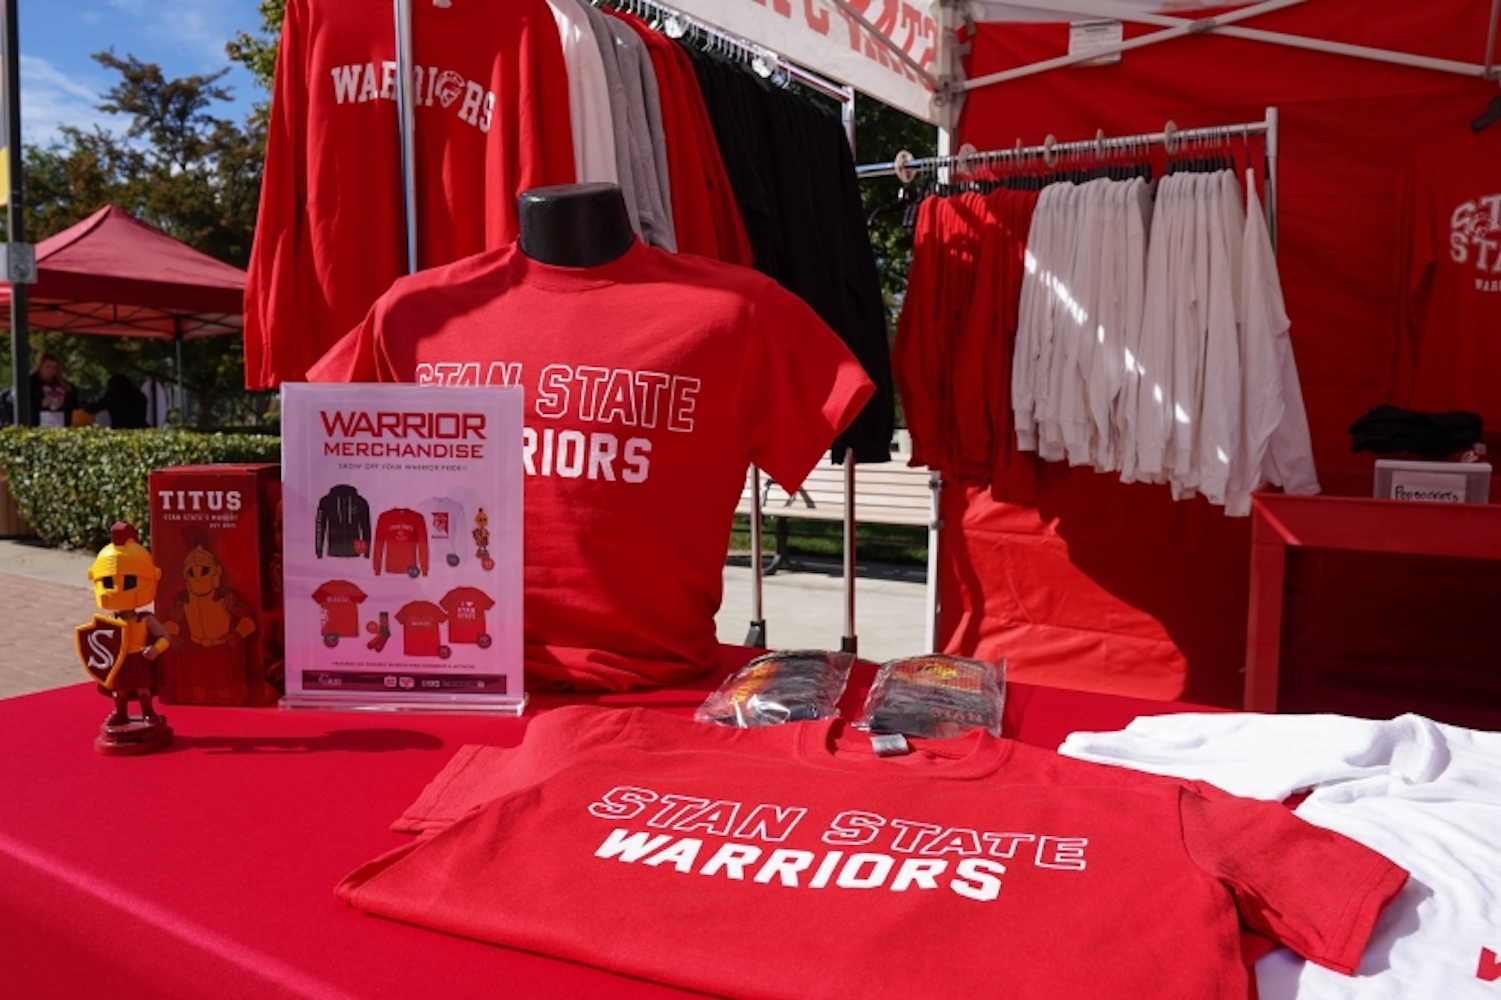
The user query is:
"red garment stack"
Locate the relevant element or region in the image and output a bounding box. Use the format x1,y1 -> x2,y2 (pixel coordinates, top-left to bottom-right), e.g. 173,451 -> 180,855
245,0 -> 578,389
893,188 -> 1039,501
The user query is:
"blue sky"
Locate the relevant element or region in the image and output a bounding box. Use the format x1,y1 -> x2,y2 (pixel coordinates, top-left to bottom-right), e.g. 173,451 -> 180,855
18,0 -> 267,146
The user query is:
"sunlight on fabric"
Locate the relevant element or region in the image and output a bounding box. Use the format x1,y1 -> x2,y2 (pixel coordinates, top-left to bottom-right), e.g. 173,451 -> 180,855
1174,404 -> 1191,425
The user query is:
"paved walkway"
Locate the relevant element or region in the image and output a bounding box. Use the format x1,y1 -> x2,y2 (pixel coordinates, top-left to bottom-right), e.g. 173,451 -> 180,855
0,541 -> 97,700
0,539 -> 930,700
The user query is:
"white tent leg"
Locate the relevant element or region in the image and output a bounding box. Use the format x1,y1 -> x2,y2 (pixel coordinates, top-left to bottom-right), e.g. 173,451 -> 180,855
746,466 -> 767,648
925,471 -> 943,653
841,448 -> 857,655
1486,0 -> 1500,80
394,0 -> 419,274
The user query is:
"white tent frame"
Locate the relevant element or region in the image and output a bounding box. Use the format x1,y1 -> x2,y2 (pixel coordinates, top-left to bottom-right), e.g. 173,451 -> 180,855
952,0 -> 1500,111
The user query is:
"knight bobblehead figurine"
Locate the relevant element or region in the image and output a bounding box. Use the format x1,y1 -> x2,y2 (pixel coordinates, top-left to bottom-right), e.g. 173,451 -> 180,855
77,522 -> 174,755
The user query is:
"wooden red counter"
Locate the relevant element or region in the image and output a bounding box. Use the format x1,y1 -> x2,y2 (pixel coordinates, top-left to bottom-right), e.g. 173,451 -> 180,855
1246,492 -> 1501,719
0,646 -> 1220,1000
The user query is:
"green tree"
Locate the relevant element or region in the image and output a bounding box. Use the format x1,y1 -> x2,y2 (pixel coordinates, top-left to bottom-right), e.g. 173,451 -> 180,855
6,52 -> 267,428
227,0 -> 286,97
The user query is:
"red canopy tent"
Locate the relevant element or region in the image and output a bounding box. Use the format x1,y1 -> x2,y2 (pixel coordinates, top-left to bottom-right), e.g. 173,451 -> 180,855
0,204 -> 245,340
0,203 -> 248,417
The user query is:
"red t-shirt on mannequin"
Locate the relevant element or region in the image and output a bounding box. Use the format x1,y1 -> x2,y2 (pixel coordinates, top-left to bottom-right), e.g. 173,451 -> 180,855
309,239 -> 873,691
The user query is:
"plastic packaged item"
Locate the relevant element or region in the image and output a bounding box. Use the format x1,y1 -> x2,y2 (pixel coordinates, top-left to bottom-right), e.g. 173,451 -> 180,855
855,654 -> 1007,739
695,651 -> 854,727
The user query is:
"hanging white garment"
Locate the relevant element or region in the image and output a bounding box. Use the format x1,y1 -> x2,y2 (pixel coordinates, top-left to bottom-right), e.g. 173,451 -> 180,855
1197,171 -> 1245,507
1226,171 -> 1319,515
1060,179 -> 1111,467
1165,173 -> 1208,500
1037,182 -> 1083,463
1115,177 -> 1156,484
1132,173 -> 1183,484
1013,184 -> 1054,453
1061,712 -> 1501,1000
546,0 -> 618,185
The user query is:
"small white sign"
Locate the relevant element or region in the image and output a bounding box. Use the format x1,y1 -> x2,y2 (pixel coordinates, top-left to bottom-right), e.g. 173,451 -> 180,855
1374,459 -> 1491,504
1069,19 -> 1123,67
1388,469 -> 1465,504
280,383 -> 525,712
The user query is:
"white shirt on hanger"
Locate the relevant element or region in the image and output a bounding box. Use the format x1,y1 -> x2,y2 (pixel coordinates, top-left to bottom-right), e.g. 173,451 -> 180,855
545,0 -> 619,186
1132,173 -> 1183,484
1244,173 -> 1319,508
1060,712 -> 1501,1000
1197,171 -> 1245,507
1012,183 -> 1054,454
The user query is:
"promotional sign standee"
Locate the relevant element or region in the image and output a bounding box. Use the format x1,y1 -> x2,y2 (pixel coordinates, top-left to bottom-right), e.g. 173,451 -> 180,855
281,383 -> 525,713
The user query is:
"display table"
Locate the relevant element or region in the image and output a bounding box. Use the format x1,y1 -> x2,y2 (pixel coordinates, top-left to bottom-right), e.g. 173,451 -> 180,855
1245,492 -> 1501,713
0,646 -> 1221,999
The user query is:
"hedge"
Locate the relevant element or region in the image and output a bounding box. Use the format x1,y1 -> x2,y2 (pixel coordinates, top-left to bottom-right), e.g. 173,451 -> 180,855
0,427 -> 281,550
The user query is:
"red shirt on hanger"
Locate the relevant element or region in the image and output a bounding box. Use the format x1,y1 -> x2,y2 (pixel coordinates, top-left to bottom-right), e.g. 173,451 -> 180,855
1393,124 -> 1501,426
613,9 -> 753,267
244,0 -> 576,389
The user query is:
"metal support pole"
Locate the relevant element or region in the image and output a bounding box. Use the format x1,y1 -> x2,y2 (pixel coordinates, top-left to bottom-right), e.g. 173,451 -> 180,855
394,0 -> 419,274
1487,0 -> 1500,81
841,448 -> 857,655
4,0 -> 30,426
1265,106 -> 1279,253
745,466 -> 767,648
840,85 -> 856,155
924,471 -> 944,653
173,317 -> 185,424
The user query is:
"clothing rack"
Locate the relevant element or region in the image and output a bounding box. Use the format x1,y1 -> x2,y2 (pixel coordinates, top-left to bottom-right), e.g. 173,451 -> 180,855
603,0 -> 862,651
860,108 -> 1280,651
603,0 -> 857,149
390,0 -> 865,654
858,108 -> 1280,249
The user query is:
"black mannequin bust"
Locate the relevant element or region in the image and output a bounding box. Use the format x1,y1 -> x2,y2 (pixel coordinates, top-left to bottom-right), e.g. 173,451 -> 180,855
517,183 -> 635,268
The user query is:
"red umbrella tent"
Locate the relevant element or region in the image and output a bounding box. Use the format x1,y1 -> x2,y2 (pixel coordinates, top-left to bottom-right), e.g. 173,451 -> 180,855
0,204 -> 245,340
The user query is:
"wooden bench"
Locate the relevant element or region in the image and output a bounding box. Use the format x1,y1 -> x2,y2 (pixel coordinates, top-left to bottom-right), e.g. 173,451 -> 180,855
734,459 -> 936,574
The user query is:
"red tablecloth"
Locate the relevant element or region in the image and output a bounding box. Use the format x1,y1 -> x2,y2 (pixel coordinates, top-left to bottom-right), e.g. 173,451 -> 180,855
0,646 -> 1220,1000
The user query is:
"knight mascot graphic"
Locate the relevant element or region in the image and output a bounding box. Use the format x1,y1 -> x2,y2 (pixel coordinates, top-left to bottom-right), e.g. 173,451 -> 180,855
161,526 -> 258,705
76,522 -> 173,754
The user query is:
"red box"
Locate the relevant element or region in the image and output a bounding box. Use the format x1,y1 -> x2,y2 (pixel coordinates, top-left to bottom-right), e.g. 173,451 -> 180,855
149,464 -> 283,706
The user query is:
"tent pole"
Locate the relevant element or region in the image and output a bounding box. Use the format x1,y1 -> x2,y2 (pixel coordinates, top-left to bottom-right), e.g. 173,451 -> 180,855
1266,106 -> 1279,253
965,0 -> 1495,91
394,0 -> 419,273
963,0 -> 1305,91
1487,0 -> 1500,81
925,472 -> 943,653
174,321 -> 184,424
3,0 -> 30,426
745,465 -> 766,648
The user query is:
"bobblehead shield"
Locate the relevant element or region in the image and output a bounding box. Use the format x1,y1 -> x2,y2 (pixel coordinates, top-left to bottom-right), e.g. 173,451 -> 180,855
78,522 -> 173,755
281,383 -> 524,712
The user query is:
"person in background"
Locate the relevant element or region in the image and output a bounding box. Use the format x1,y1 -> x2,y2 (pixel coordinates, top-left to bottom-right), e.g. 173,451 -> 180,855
29,353 -> 79,428
140,376 -> 171,428
85,374 -> 149,429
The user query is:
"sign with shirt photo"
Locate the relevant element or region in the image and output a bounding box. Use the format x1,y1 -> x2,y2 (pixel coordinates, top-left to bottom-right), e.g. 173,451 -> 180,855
281,383 -> 524,712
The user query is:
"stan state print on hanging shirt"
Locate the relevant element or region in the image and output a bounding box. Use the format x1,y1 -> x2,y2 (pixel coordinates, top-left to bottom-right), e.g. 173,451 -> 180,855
1394,124 -> 1501,426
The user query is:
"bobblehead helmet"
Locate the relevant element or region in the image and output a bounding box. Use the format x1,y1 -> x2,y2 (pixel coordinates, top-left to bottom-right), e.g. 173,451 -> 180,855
88,522 -> 162,613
